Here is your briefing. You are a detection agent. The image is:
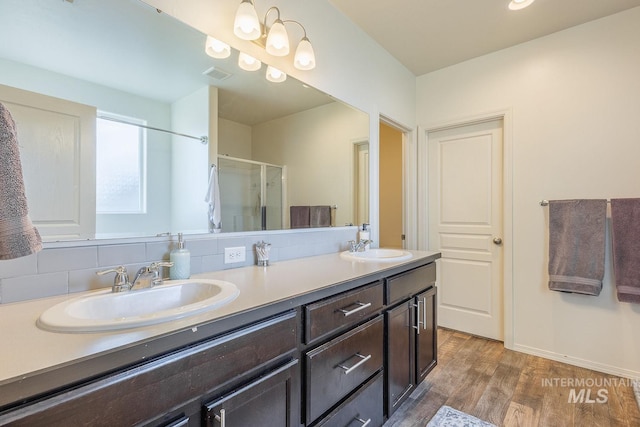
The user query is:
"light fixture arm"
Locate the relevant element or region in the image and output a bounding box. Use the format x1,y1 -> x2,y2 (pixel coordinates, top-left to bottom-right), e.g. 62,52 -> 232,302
262,6 -> 282,35
282,19 -> 308,39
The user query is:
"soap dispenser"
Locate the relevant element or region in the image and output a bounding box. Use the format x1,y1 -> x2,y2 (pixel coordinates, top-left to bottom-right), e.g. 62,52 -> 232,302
169,233 -> 190,280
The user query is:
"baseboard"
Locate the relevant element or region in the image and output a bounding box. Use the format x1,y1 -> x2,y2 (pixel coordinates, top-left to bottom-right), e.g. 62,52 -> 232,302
512,343 -> 640,380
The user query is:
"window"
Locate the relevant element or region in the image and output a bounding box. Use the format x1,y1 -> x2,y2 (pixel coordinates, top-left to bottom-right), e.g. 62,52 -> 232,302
96,113 -> 147,214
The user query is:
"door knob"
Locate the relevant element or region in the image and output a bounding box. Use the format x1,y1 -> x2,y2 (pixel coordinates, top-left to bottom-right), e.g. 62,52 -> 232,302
493,237 -> 502,245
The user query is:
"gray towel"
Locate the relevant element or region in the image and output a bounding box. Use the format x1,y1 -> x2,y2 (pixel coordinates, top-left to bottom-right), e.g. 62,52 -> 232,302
0,102 -> 42,260
610,198 -> 640,304
548,199 -> 607,295
290,206 -> 310,229
310,205 -> 331,227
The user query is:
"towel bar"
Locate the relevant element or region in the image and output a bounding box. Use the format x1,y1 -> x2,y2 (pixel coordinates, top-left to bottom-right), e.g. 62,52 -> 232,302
540,199 -> 611,206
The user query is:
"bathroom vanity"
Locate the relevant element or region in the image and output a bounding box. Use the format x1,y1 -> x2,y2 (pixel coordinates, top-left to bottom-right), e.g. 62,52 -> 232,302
0,250 -> 440,426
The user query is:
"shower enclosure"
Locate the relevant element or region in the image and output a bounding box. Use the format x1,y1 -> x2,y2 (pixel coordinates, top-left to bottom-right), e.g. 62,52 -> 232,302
217,156 -> 285,232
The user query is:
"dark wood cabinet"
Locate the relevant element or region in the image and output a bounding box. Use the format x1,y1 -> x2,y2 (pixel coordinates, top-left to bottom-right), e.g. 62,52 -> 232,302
416,286 -> 437,383
305,316 -> 383,424
304,281 -> 383,345
384,265 -> 437,418
315,372 -> 384,427
386,300 -> 415,415
0,257 -> 439,427
0,312 -> 298,427
203,360 -> 299,427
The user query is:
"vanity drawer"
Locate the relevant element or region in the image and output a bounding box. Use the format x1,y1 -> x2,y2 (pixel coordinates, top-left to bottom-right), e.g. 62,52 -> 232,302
385,263 -> 436,305
315,372 -> 384,427
304,281 -> 383,344
305,316 -> 383,424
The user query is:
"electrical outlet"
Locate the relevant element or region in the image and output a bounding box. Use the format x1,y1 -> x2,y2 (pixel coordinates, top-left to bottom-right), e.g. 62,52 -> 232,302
224,246 -> 246,264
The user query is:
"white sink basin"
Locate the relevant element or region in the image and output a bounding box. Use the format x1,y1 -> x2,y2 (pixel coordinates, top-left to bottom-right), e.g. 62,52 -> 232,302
37,279 -> 240,333
340,248 -> 413,262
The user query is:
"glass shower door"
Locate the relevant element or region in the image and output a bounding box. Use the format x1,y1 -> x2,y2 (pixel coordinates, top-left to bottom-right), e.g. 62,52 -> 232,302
218,158 -> 262,232
218,157 -> 283,232
264,165 -> 283,230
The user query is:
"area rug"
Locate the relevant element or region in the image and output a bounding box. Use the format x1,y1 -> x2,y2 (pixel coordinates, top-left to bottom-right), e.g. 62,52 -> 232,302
426,405 -> 496,427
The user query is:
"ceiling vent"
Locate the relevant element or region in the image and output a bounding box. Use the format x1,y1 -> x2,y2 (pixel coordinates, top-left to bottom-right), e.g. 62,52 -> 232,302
203,66 -> 233,81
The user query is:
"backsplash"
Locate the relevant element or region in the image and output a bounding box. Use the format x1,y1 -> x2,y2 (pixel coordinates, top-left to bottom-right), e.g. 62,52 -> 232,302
0,227 -> 358,304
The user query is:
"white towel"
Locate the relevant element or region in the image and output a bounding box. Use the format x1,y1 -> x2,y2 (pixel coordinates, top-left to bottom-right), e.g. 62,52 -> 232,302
0,102 -> 42,260
204,164 -> 221,233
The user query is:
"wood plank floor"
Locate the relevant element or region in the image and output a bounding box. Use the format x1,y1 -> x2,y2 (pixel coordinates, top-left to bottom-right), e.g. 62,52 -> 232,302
384,328 -> 640,427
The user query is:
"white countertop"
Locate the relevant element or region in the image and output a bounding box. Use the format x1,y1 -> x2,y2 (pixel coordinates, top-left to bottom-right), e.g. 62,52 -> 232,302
0,250 -> 439,388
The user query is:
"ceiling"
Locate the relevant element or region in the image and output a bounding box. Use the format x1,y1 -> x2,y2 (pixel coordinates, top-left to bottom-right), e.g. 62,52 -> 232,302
329,0 -> 640,76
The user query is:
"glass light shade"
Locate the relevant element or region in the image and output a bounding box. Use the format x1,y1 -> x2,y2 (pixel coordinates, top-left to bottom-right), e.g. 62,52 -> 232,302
265,20 -> 290,56
234,0 -> 261,40
266,65 -> 287,83
238,52 -> 262,71
294,37 -> 316,70
205,36 -> 231,59
508,0 -> 535,10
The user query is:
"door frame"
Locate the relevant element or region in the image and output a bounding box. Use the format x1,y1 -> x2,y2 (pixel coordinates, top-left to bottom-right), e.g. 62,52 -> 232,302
379,115 -> 416,250
418,108 -> 514,349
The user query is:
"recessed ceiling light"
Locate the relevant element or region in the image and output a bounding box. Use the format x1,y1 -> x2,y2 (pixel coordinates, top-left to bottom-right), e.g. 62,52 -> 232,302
508,0 -> 535,10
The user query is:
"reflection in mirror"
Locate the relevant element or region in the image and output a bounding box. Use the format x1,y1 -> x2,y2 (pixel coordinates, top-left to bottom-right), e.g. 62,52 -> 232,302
0,0 -> 369,241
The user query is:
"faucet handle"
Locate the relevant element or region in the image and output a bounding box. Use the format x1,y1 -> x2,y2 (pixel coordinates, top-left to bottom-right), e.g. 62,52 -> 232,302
96,266 -> 130,292
149,261 -> 174,270
148,261 -> 174,286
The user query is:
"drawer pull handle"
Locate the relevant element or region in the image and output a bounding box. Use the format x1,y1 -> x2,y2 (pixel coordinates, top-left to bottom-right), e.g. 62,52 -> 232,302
214,408 -> 226,427
412,299 -> 424,334
338,301 -> 372,317
338,353 -> 372,375
355,417 -> 372,427
170,418 -> 190,427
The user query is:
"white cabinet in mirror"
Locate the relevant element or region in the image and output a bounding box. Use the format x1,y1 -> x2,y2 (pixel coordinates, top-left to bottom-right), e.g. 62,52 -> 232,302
0,0 -> 369,242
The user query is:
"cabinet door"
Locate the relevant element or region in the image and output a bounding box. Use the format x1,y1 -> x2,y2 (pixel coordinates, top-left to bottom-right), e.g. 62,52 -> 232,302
204,360 -> 299,427
385,300 -> 415,417
416,286 -> 437,383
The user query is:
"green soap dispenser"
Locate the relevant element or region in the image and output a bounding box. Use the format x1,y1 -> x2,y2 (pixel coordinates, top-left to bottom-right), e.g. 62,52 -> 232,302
169,233 -> 190,280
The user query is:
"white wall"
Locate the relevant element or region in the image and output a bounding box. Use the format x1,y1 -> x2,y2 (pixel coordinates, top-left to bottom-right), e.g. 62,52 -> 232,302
417,8 -> 640,377
219,118 -> 252,159
252,102 -> 368,228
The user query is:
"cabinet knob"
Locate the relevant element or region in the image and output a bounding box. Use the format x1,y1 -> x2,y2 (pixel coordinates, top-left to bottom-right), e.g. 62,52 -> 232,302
493,237 -> 503,245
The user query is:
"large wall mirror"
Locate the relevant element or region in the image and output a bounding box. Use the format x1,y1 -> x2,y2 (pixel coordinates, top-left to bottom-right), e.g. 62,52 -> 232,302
0,0 -> 369,241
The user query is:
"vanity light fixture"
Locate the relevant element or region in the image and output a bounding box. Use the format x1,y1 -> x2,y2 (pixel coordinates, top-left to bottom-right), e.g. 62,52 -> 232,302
238,52 -> 262,71
508,0 -> 535,10
266,65 -> 287,83
232,0 -> 316,71
234,0 -> 261,40
205,36 -> 231,59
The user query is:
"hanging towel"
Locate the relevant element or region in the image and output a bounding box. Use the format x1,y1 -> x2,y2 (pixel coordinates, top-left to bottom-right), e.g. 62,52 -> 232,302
290,206 -> 310,228
0,102 -> 42,260
548,199 -> 607,295
310,205 -> 331,227
610,198 -> 640,304
204,164 -> 222,233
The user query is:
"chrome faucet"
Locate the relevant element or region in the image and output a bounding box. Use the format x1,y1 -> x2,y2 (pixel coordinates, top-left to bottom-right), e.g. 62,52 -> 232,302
348,239 -> 373,253
130,262 -> 174,290
97,261 -> 173,293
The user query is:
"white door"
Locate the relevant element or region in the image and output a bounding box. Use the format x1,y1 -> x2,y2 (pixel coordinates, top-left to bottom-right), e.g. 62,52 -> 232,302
0,84 -> 96,240
428,119 -> 504,340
